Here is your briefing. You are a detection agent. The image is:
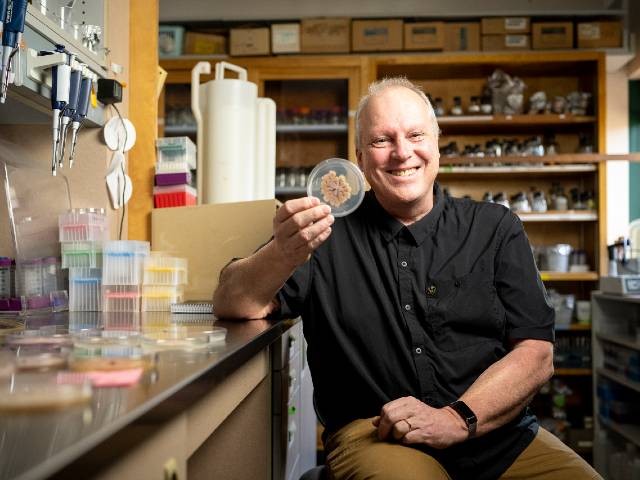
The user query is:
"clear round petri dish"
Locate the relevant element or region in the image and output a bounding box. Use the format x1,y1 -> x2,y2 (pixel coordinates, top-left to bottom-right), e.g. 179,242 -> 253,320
6,332 -> 73,349
15,351 -> 68,372
307,158 -> 365,217
69,350 -> 157,372
0,374 -> 92,413
140,331 -> 212,351
201,326 -> 227,344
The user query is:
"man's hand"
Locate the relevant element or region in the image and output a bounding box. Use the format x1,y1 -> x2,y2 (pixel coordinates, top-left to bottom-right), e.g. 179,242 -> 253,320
272,196 -> 334,269
372,396 -> 468,449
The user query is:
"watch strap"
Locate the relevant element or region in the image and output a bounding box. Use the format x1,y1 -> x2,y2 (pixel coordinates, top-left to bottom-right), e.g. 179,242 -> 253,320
449,400 -> 477,438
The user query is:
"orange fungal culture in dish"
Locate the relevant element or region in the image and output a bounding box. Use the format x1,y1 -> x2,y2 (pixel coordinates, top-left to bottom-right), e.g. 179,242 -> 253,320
320,170 -> 352,208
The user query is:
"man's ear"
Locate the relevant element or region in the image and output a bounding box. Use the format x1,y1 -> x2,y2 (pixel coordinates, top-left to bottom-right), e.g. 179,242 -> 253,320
356,149 -> 363,170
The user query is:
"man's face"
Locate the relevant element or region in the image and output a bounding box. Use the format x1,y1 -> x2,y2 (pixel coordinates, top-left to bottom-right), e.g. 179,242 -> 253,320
357,87 -> 440,216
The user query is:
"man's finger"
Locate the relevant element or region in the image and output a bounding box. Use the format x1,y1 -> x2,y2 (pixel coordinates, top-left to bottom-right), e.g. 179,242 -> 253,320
274,197 -> 320,224
278,204 -> 332,239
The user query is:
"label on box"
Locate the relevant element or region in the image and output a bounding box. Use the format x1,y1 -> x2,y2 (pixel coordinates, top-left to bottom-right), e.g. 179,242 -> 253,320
364,27 -> 390,45
505,34 -> 528,48
578,23 -> 601,40
505,17 -> 528,31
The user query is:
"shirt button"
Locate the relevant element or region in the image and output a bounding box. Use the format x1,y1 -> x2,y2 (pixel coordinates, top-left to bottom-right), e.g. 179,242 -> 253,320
415,347 -> 423,354
426,285 -> 437,297
400,260 -> 408,267
404,304 -> 411,311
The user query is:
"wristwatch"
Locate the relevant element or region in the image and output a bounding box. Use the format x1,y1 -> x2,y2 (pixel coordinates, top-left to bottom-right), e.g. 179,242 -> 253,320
449,400 -> 477,438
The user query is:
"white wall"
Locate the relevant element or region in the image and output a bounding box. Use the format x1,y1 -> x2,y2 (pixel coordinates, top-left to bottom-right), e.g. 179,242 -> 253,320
606,70 -> 631,244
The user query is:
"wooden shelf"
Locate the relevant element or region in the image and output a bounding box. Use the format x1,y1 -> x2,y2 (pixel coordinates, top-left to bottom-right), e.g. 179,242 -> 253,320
517,211 -> 597,222
164,125 -> 196,135
276,124 -> 348,134
556,323 -> 592,331
437,114 -> 596,127
438,163 -> 597,174
599,416 -> 640,448
596,332 -> 640,351
540,271 -> 599,281
597,367 -> 640,393
555,368 -> 592,376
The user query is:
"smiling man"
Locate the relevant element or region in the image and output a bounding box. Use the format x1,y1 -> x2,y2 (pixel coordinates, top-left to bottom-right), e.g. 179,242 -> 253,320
213,78 -> 601,479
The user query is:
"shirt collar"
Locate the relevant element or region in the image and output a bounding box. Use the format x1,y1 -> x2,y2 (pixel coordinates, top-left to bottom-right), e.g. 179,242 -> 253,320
367,182 -> 445,245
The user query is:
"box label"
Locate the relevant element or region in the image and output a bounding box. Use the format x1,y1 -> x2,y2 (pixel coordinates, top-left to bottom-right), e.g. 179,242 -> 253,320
579,23 -> 601,40
505,34 -> 527,47
505,17 -> 527,30
364,27 -> 389,44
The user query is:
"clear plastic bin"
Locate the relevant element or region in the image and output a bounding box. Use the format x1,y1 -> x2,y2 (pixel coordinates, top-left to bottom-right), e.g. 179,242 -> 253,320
102,285 -> 141,312
69,268 -> 102,312
143,254 -> 187,285
61,241 -> 103,269
141,285 -> 184,312
41,256 -> 60,295
156,136 -> 196,169
102,241 -> 150,285
59,208 -> 109,242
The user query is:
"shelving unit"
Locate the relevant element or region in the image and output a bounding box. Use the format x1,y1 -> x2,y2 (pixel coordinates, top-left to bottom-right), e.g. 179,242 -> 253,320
592,292 -> 640,476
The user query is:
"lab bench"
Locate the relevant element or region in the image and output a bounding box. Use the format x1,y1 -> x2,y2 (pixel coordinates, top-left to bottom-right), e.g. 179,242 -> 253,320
0,312 -> 297,480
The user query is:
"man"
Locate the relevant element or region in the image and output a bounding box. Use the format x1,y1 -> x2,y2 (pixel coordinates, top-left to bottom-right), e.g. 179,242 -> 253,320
213,78 -> 601,479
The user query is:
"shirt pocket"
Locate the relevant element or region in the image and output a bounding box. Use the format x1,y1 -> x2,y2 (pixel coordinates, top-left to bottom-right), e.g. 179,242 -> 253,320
427,270 -> 505,352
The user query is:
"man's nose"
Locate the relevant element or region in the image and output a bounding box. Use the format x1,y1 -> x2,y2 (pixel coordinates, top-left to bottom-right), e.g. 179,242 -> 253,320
391,137 -> 412,160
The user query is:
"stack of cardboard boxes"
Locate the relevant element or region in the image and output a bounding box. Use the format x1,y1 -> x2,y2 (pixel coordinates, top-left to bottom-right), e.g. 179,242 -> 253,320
159,17 -> 623,57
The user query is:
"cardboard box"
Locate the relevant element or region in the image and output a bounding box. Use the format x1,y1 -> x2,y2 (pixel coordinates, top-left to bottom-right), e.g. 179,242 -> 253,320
301,17 -> 350,53
532,22 -> 573,50
271,23 -> 300,54
158,25 -> 184,56
352,19 -> 403,52
481,17 -> 530,34
230,28 -> 270,56
404,22 -> 444,51
444,22 -> 480,51
184,31 -> 226,55
152,200 -> 275,300
577,21 -> 622,48
482,34 -> 530,51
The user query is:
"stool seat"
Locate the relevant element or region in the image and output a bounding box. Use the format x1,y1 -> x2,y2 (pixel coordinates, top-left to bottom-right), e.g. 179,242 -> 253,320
299,465 -> 326,480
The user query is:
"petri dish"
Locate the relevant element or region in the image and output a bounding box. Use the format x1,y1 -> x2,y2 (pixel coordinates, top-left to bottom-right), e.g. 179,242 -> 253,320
307,158 -> 365,217
6,332 -> 73,349
0,374 -> 92,413
201,326 -> 227,344
141,330 -> 213,351
15,351 -> 68,371
69,349 -> 157,372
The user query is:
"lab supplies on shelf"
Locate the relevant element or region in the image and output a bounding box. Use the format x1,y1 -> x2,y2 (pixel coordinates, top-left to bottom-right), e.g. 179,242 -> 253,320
102,241 -> 150,286
156,136 -> 196,170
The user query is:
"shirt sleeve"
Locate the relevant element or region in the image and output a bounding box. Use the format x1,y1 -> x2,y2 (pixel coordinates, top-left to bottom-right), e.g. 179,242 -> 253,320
269,258 -> 313,320
494,212 -> 555,343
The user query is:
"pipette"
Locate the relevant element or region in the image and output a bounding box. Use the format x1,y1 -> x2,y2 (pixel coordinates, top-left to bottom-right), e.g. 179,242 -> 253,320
0,0 -> 28,103
68,66 -> 92,167
57,55 -> 80,168
43,45 -> 71,175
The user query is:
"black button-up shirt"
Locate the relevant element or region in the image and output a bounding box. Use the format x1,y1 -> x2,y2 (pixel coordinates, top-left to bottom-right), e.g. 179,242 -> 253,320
273,184 -> 555,479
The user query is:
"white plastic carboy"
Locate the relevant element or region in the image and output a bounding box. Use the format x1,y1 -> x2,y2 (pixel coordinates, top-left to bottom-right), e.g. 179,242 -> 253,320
191,61 -> 276,205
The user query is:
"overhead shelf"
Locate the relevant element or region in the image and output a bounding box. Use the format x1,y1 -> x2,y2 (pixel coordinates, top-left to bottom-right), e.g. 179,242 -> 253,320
437,114 -> 596,127
555,368 -> 592,376
599,416 -> 640,448
596,332 -> 640,351
276,124 -> 348,134
597,367 -> 640,394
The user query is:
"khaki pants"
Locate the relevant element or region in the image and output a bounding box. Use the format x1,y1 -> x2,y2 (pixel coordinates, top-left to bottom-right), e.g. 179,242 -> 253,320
325,418 -> 602,480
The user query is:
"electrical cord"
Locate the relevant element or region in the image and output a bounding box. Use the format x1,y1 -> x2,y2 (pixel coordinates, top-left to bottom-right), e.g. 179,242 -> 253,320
111,103 -> 127,241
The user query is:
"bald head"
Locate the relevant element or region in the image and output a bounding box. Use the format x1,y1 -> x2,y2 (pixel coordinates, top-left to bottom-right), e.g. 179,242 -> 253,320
355,77 -> 440,150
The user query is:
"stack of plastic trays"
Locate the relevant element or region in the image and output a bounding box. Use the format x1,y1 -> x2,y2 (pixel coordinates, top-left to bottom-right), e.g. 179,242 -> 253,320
102,240 -> 150,313
0,257 -> 13,298
59,208 -> 108,312
142,253 -> 187,311
154,136 -> 197,208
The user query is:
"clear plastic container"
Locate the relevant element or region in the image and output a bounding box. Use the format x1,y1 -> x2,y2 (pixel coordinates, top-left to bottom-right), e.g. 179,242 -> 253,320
0,373 -> 92,413
69,268 -> 102,312
156,136 -> 196,169
41,256 -> 60,295
155,161 -> 192,174
58,208 -> 109,242
102,285 -> 141,312
102,241 -> 150,285
142,285 -> 185,312
153,184 -> 197,208
61,241 -> 103,269
16,258 -> 43,297
307,158 -> 365,217
143,254 -> 187,285
141,329 -> 212,351
0,257 -> 12,297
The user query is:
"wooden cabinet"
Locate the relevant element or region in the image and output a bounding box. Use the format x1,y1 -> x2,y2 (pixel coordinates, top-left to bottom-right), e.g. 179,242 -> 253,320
592,292 -> 640,477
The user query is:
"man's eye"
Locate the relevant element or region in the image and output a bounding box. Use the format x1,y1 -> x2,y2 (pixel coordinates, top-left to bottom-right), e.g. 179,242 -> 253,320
409,132 -> 425,141
371,138 -> 389,146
